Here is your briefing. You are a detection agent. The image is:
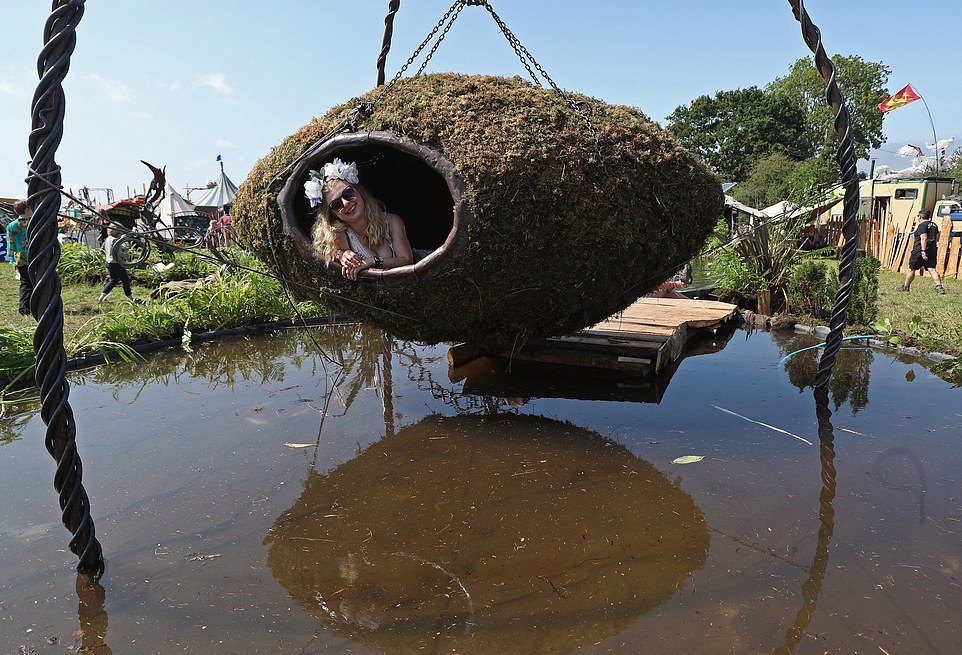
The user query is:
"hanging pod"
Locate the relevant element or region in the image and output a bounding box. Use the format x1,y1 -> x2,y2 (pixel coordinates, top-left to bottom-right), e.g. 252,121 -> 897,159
232,73 -> 723,350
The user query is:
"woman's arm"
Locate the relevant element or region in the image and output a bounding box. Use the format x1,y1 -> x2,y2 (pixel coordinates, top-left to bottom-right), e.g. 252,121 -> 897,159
380,213 -> 413,269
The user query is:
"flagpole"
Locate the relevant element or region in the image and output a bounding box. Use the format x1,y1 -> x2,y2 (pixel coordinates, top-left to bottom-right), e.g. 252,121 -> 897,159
910,82 -> 940,176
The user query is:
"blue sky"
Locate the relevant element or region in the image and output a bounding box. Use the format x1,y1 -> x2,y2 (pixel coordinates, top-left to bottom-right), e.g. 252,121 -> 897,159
1,0 -> 959,203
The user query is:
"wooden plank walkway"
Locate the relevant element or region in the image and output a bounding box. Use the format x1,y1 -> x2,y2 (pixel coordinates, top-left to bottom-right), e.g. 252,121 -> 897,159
449,297 -> 739,382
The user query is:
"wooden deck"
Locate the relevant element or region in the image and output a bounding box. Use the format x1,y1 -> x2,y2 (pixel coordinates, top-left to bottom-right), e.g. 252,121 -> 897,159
448,297 -> 739,392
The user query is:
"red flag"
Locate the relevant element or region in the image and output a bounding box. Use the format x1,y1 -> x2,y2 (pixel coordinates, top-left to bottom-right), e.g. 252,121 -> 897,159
878,84 -> 921,113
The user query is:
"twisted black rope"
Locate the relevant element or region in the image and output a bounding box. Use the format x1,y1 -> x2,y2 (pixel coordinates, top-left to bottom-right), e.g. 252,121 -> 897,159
25,0 -> 104,578
787,0 -> 860,390
376,0 -> 401,86
773,387 -> 837,654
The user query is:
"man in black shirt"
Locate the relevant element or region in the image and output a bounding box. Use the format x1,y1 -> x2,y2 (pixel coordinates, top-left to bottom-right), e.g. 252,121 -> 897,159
899,209 -> 946,294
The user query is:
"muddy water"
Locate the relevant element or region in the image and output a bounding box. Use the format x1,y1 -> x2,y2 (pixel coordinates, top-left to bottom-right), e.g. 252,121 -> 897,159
0,325 -> 959,654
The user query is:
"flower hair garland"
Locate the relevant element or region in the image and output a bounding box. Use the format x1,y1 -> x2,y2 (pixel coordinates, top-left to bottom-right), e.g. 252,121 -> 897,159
304,158 -> 360,208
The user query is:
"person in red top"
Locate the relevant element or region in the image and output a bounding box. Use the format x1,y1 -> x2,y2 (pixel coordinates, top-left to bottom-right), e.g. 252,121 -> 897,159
899,209 -> 946,294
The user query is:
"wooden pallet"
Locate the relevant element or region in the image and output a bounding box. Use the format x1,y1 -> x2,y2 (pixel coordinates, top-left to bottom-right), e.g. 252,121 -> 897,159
448,297 -> 738,383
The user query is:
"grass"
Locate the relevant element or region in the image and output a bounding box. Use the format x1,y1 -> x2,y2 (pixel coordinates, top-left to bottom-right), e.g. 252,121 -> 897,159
875,269 -> 962,356
0,252 -> 331,392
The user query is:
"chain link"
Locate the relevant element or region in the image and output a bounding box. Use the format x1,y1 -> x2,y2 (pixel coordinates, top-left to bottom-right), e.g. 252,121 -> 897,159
372,0 -> 466,111
369,1 -> 605,167
479,2 -> 605,167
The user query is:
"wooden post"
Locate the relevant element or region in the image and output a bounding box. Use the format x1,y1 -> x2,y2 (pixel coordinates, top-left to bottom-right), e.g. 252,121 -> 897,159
896,233 -> 914,274
756,289 -> 772,316
936,216 -> 952,276
882,224 -> 895,269
948,236 -> 962,279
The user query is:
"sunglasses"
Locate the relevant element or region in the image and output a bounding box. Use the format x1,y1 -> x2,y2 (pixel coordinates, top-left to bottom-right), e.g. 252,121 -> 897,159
328,186 -> 357,213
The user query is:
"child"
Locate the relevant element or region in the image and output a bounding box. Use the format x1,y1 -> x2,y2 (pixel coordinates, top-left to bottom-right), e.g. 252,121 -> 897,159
98,226 -> 135,304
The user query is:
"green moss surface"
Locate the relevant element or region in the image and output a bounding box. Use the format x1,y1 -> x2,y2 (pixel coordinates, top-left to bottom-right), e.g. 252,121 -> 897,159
233,73 -> 722,350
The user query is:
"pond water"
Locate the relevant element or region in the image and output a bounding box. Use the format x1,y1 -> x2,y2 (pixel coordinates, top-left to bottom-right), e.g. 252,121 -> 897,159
0,325 -> 959,654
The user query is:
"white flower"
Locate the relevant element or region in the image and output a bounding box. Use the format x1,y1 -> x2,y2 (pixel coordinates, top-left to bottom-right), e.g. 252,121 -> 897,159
322,158 -> 359,185
304,177 -> 325,207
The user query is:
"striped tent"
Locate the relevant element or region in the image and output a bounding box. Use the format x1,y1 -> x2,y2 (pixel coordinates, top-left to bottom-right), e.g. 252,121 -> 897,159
192,166 -> 238,210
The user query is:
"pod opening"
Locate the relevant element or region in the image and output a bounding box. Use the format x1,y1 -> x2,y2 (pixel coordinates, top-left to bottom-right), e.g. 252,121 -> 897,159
277,131 -> 469,280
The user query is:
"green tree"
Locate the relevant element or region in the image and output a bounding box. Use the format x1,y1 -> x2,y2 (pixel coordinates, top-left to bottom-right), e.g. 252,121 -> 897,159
768,55 -> 890,163
733,152 -> 797,209
666,87 -> 810,182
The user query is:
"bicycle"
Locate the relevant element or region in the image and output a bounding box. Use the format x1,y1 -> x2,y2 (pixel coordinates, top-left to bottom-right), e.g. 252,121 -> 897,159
112,222 -> 206,269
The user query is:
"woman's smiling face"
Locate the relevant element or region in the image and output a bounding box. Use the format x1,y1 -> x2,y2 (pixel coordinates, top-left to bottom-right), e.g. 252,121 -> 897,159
327,180 -> 364,222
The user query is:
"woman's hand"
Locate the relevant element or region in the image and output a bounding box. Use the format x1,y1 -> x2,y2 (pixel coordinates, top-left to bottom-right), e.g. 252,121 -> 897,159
341,250 -> 374,282
339,249 -> 364,268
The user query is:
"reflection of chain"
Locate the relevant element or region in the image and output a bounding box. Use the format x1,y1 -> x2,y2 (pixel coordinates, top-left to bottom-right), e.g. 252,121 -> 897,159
773,388 -> 837,655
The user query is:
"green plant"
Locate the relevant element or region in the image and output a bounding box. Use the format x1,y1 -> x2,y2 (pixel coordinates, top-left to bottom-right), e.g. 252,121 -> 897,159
932,357 -> 962,387
848,253 -> 880,326
791,259 -> 837,318
706,220 -> 804,310
57,241 -> 105,284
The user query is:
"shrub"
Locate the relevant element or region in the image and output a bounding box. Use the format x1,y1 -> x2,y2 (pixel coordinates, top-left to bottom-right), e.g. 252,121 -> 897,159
848,253 -> 879,326
791,259 -> 837,318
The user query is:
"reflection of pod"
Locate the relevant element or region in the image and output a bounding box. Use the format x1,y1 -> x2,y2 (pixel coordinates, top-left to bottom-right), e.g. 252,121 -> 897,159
266,414 -> 708,653
234,73 -> 722,350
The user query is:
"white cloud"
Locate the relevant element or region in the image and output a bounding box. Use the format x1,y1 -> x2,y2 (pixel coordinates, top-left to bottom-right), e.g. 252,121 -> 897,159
0,80 -> 17,95
215,139 -> 236,149
85,74 -> 132,103
197,73 -> 233,95
159,81 -> 182,92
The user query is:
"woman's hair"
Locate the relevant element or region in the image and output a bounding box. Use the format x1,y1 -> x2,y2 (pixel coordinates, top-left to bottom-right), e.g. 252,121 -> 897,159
310,181 -> 390,263
107,225 -> 123,238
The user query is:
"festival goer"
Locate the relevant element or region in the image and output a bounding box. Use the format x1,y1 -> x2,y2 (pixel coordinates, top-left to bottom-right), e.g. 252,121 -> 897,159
7,201 -> 34,315
899,209 -> 946,294
305,159 -> 413,281
98,225 -> 136,304
650,263 -> 692,299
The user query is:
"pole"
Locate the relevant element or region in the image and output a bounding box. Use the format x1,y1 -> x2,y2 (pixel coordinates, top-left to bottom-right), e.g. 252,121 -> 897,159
911,83 -> 940,176
26,0 -> 104,578
868,159 -> 878,256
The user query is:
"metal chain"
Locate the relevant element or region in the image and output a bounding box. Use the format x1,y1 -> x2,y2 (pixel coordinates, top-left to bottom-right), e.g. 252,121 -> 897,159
412,6 -> 467,78
371,0 -> 467,111
25,0 -> 104,578
478,2 -> 605,166
786,0 -> 860,390
370,0 -> 605,166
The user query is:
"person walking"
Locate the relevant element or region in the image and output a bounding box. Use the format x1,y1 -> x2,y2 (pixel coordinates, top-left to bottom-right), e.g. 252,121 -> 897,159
6,200 -> 34,315
899,208 -> 946,294
98,225 -> 136,304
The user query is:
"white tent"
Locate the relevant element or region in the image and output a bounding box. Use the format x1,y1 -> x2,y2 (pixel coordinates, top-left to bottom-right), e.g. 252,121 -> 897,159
156,182 -> 196,228
192,165 -> 238,211
724,195 -> 767,220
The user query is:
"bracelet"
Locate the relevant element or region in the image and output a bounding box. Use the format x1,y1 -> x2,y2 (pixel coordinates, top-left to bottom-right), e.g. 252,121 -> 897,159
373,255 -> 384,268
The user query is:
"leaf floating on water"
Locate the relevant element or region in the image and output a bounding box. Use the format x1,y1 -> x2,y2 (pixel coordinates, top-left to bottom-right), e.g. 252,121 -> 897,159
283,442 -> 315,449
672,455 -> 704,465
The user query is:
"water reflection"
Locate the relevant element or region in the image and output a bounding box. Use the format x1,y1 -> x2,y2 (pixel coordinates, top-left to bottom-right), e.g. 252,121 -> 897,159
0,393 -> 38,446
266,413 -> 709,654
774,388 -> 837,654
76,574 -> 112,655
778,334 -> 872,412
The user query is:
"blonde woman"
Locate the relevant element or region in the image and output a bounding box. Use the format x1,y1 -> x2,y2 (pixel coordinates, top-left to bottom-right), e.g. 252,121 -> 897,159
306,159 -> 413,281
